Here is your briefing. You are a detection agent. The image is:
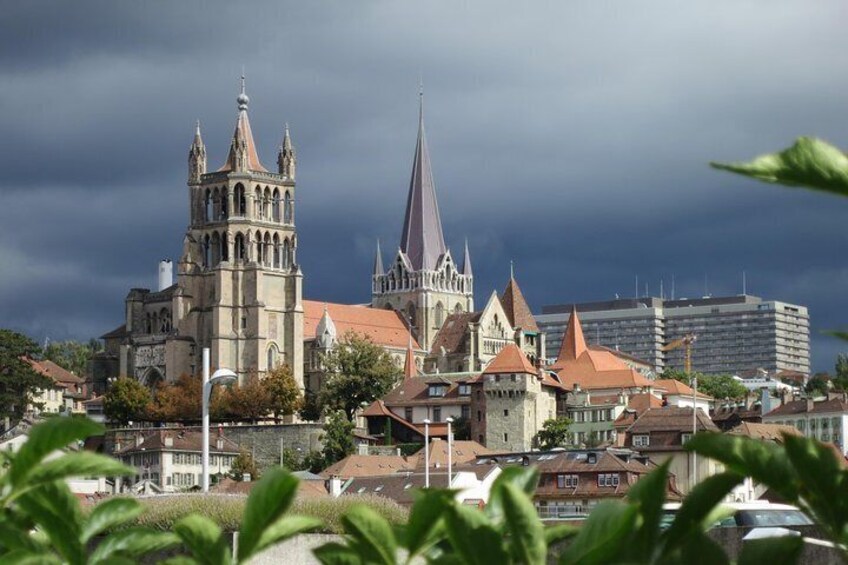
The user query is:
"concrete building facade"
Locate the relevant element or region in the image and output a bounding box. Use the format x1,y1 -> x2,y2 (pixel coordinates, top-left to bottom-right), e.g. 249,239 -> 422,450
537,295 -> 810,376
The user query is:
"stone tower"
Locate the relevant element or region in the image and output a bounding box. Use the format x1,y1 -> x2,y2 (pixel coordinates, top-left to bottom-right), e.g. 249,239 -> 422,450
372,95 -> 473,350
176,77 -> 304,385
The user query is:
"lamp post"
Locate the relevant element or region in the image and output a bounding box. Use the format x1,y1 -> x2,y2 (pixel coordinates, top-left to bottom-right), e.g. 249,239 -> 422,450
423,419 -> 431,488
201,348 -> 237,492
446,417 -> 454,488
691,375 -> 698,491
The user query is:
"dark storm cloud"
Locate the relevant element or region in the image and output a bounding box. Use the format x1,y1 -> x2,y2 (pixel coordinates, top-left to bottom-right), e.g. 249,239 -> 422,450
1,1 -> 847,371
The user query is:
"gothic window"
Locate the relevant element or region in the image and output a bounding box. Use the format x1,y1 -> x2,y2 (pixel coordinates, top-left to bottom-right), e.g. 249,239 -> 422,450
159,308 -> 171,333
267,344 -> 278,369
203,234 -> 211,267
211,232 -> 221,266
144,312 -> 152,333
282,238 -> 291,268
406,302 -> 417,327
234,233 -> 246,263
221,232 -> 229,262
263,232 -> 272,266
151,312 -> 159,334
454,303 -> 463,314
273,233 -> 280,268
263,187 -> 271,220
254,186 -> 262,218
272,189 -> 281,222
204,189 -> 212,222
435,302 -> 445,327
220,187 -> 229,219
284,191 -> 293,224
212,187 -> 220,221
235,184 -> 246,216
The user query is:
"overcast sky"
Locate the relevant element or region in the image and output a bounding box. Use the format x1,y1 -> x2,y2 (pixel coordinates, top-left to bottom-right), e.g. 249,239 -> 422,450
1,1 -> 846,372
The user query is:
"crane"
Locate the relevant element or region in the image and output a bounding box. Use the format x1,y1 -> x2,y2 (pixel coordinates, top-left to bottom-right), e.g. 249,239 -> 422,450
662,334 -> 698,375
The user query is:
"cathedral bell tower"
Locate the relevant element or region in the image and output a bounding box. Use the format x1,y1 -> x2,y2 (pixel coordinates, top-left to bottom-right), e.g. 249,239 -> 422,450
177,77 -> 304,386
371,93 -> 474,351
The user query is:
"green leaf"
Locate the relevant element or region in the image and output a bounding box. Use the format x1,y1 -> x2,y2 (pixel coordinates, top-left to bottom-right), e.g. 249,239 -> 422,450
253,515 -> 322,557
544,524 -> 579,545
662,472 -> 743,551
340,505 -> 397,565
27,453 -> 133,490
312,541 -> 363,565
158,557 -> 200,565
672,531 -> 730,565
16,483 -> 84,565
10,418 -> 104,488
0,549 -> 63,565
172,514 -> 229,565
825,330 -> 848,342
236,468 -> 298,561
711,136 -> 848,197
738,536 -> 803,565
82,498 -> 143,543
89,528 -> 179,564
557,501 -> 638,565
686,432 -> 799,502
402,488 -> 453,557
500,481 -> 546,565
625,461 -> 670,560
444,504 -> 509,565
485,466 -> 539,525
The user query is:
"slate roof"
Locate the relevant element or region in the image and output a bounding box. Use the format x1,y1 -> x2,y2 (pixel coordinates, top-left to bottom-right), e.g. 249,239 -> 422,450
303,300 -> 420,349
627,407 -> 719,434
728,422 -> 802,441
500,276 -> 539,332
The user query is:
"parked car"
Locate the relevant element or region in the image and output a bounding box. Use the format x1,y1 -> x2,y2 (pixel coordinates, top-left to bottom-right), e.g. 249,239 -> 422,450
662,501 -> 813,528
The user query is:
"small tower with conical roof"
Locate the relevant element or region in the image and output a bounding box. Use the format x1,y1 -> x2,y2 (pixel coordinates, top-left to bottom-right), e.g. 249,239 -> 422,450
372,92 -> 474,350
278,123 -> 296,179
188,121 -> 207,185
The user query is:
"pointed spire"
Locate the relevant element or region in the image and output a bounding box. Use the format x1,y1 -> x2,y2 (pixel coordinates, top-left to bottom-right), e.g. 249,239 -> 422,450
557,307 -> 587,362
373,239 -> 384,276
500,272 -> 539,332
399,92 -> 447,271
278,122 -> 296,178
188,120 -> 207,184
316,304 -> 337,349
218,75 -> 267,173
461,239 -> 473,277
403,332 -> 417,379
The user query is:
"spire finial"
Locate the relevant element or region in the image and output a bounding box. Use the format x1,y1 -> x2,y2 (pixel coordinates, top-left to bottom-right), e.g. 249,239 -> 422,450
237,71 -> 249,111
418,76 -> 424,125
510,260 -> 514,280
195,119 -> 201,133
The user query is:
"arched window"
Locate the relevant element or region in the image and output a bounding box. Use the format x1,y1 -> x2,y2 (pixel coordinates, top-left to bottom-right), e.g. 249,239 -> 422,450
234,233 -> 246,262
263,232 -> 272,266
221,232 -> 229,262
204,189 -> 212,222
435,302 -> 445,327
273,233 -> 280,268
283,191 -> 293,224
267,344 -> 278,370
254,186 -> 262,218
203,234 -> 211,267
144,312 -> 152,333
263,187 -> 271,220
212,187 -> 220,221
454,303 -> 463,314
211,232 -> 221,266
282,238 -> 291,268
256,232 -> 264,264
235,184 -> 246,216
406,302 -> 417,327
160,308 -> 171,333
272,189 -> 281,222
220,187 -> 229,219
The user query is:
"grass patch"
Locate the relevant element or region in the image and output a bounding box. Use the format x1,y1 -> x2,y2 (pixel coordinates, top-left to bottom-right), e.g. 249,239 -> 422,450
102,493 -> 408,534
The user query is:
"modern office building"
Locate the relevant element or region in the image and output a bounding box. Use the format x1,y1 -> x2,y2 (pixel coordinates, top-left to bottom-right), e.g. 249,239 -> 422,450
536,295 -> 809,376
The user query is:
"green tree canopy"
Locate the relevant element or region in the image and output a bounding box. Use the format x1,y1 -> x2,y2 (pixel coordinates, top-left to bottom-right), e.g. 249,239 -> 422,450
263,365 -> 303,421
318,332 -> 401,421
42,339 -> 101,378
0,329 -> 53,426
321,409 -> 355,468
805,373 -> 831,397
661,369 -> 747,400
229,450 -> 260,482
535,417 -> 572,450
103,377 -> 152,426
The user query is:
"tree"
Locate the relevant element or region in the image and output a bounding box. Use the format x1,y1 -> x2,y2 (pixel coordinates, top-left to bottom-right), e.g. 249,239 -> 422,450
229,449 -> 260,481
0,329 -> 53,426
321,409 -> 355,467
42,339 -> 101,378
662,369 -> 747,400
535,417 -> 572,450
318,332 -> 401,420
263,365 -> 303,421
833,355 -> 848,391
149,374 -> 203,422
452,416 -> 470,441
103,377 -> 151,425
299,391 -> 322,422
225,376 -> 271,423
805,373 -> 831,397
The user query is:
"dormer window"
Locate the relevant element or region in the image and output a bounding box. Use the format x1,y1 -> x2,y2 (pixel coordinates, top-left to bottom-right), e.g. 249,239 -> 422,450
429,384 -> 448,397
458,384 -> 471,396
633,434 -> 650,447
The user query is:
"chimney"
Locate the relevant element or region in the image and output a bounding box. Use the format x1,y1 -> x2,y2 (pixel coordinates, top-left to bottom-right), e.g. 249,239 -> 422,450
806,398 -> 815,413
158,260 -> 173,291
328,475 -> 343,497
760,387 -> 771,416
163,433 -> 173,448
357,443 -> 369,456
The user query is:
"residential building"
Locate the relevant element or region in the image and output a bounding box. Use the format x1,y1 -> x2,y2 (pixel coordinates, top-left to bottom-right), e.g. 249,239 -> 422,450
94,80 -> 304,389
565,388 -> 629,447
537,294 -> 810,376
623,406 -> 721,494
652,379 -> 712,412
371,96 -> 474,351
114,429 -> 240,492
27,359 -> 87,415
762,397 -> 848,456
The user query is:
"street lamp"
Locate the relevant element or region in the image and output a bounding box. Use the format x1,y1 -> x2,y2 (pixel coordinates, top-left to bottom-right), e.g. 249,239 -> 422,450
201,348 -> 237,492
446,417 -> 454,488
423,419 -> 431,488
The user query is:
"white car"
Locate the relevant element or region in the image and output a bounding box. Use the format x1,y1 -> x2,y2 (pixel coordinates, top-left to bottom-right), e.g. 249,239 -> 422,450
662,501 -> 813,528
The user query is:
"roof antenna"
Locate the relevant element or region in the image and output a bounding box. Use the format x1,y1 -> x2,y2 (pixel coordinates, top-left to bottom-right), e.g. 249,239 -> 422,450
635,275 -> 639,298
671,274 -> 676,300
742,270 -> 747,295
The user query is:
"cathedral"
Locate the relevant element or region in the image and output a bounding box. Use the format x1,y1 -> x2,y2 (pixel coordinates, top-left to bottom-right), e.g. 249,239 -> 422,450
93,79 -> 303,391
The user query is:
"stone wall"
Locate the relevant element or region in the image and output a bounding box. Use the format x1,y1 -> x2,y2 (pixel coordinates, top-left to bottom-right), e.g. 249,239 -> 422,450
106,423 -> 324,470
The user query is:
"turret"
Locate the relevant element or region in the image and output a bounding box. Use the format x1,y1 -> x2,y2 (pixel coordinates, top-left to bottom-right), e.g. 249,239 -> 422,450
278,123 -> 296,179
188,121 -> 206,184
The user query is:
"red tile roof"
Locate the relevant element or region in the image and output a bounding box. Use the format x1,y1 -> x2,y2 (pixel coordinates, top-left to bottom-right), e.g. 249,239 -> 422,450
765,398 -> 848,417
321,454 -> 414,478
482,343 -> 537,375
627,407 -> 719,434
27,359 -> 83,386
303,300 -> 419,349
217,107 -> 267,173
117,430 -> 240,455
500,277 -> 539,332
430,312 -> 481,355
653,379 -> 713,400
